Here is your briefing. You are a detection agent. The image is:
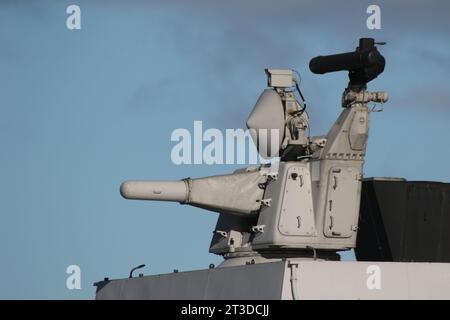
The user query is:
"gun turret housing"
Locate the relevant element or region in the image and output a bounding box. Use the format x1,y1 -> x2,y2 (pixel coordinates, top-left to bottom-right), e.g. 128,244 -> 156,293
121,38 -> 388,265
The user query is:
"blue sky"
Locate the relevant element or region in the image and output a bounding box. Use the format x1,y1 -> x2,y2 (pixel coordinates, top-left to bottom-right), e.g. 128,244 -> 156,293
0,0 -> 449,299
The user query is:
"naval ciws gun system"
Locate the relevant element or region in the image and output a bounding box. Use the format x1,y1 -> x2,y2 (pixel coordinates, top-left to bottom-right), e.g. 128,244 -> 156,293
96,38 -> 450,300
121,38 -> 387,260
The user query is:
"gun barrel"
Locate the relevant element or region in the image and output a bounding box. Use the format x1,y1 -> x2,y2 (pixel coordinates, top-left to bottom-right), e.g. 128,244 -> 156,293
120,180 -> 188,202
120,170 -> 268,215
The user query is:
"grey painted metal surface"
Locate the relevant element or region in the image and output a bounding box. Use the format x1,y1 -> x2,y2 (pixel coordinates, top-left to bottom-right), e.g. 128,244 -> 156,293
96,261 -> 450,300
95,262 -> 285,300
121,180 -> 188,202
121,169 -> 268,216
281,260 -> 450,300
247,88 -> 285,158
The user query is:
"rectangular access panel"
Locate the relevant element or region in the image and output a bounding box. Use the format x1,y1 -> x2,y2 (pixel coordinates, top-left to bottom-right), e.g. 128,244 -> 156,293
278,165 -> 315,236
324,167 -> 360,238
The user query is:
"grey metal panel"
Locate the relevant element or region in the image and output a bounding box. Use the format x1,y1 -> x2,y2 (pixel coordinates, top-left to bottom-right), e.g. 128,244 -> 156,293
278,165 -> 315,236
324,166 -> 359,238
209,213 -> 258,255
97,260 -> 450,300
95,262 -> 286,300
404,263 -> 450,299
252,161 -> 362,250
348,108 -> 369,151
188,170 -> 267,215
280,260 -> 450,300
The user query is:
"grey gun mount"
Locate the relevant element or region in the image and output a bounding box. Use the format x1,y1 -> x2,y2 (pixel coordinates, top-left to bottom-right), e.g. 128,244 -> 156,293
121,38 -> 388,264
